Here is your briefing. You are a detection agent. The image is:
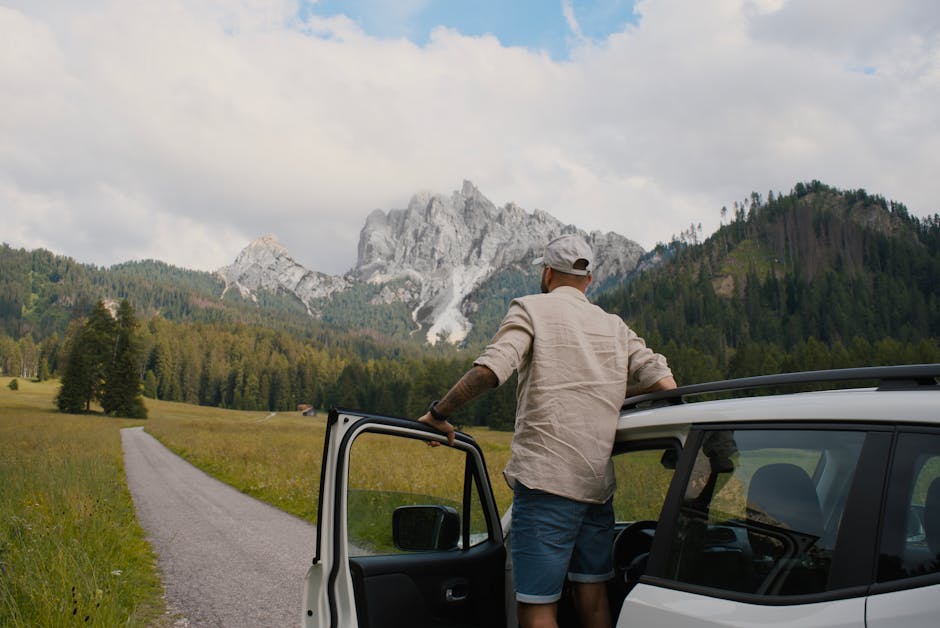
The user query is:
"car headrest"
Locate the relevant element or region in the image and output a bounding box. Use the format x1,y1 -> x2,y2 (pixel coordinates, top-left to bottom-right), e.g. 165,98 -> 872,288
746,463 -> 823,539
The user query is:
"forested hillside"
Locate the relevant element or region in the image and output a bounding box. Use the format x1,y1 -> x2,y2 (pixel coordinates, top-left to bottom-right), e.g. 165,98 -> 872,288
2,181 -> 938,429
596,181 -> 940,386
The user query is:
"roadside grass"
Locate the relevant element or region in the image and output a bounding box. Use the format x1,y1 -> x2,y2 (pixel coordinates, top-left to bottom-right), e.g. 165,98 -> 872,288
145,402 -> 516,523
144,401 -> 681,543
0,378 -> 165,627
145,402 -> 328,521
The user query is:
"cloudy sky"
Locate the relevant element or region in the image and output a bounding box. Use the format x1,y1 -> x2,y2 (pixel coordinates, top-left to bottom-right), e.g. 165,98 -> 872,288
2,0 -> 938,275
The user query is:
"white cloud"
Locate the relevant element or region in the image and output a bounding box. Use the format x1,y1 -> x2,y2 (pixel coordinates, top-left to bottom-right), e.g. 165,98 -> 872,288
1,0 -> 938,277
562,0 -> 586,42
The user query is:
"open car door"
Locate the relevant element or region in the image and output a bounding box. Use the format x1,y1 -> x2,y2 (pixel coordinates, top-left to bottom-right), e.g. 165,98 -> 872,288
303,409 -> 508,628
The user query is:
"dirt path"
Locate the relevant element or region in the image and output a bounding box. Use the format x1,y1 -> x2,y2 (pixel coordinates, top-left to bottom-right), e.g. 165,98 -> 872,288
121,426 -> 315,627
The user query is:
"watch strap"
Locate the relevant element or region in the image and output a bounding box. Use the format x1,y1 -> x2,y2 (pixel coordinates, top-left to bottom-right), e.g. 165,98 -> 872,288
428,400 -> 449,422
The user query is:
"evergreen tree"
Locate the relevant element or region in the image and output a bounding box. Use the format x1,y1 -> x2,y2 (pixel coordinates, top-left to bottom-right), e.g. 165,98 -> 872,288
101,300 -> 147,418
57,322 -> 95,413
85,300 -> 116,402
37,358 -> 50,382
56,301 -> 115,413
142,370 -> 158,398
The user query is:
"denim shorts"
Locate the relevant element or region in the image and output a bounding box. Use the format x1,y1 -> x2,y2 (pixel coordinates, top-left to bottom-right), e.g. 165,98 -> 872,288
510,482 -> 615,604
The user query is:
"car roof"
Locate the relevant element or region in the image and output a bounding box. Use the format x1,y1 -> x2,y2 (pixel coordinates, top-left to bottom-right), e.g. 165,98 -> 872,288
618,387 -> 940,432
616,364 -> 940,434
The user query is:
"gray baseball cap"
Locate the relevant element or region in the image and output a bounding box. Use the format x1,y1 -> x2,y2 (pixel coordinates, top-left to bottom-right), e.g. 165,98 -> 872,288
533,234 -> 593,276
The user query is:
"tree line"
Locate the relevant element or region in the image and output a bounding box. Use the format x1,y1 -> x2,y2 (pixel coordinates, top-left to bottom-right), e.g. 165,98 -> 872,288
0,302 -> 518,427
6,308 -> 936,429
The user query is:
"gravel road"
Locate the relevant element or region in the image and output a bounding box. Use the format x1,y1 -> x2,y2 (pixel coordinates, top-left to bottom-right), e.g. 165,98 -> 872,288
121,426 -> 315,627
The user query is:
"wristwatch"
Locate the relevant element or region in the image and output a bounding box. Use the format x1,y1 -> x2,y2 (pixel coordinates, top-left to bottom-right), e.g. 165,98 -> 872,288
428,400 -> 449,422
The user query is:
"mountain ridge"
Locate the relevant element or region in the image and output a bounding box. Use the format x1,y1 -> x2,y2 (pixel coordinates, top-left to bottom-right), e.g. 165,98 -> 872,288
1,180 -> 938,421
2,180 -> 935,371
216,181 -> 646,344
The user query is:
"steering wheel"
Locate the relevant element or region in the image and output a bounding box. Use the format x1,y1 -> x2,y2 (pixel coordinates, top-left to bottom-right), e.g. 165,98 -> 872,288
612,520 -> 658,585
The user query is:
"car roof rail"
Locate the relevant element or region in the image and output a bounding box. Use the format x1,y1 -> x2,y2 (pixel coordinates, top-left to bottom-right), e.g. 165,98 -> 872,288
621,363 -> 940,412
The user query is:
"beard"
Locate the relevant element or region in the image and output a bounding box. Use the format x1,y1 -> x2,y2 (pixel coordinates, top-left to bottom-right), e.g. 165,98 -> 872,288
540,268 -> 550,294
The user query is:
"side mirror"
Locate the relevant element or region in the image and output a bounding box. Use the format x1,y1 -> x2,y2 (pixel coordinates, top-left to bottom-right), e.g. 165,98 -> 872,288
393,505 -> 459,551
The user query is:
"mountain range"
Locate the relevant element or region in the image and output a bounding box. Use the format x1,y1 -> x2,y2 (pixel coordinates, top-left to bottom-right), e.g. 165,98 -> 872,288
2,180 -> 937,378
217,180 -> 647,344
2,179 -> 937,423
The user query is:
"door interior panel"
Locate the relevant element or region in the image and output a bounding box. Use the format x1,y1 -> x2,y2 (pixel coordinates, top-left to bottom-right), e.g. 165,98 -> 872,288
349,542 -> 506,628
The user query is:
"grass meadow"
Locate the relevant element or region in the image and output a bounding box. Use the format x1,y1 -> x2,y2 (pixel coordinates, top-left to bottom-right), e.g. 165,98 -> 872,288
0,378 -> 165,627
0,378 -> 515,625
144,401 -> 679,553
145,402 -> 516,524
1,377 -> 671,624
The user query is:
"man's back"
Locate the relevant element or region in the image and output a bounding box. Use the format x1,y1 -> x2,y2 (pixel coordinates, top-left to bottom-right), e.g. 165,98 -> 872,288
476,286 -> 670,503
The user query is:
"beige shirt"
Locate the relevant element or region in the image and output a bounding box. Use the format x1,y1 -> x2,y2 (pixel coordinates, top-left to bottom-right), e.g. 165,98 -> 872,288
474,286 -> 672,503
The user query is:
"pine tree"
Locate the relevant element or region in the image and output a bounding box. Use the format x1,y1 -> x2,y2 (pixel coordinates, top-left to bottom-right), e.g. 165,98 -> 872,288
101,300 -> 147,418
142,370 -> 158,398
85,300 -> 116,403
56,301 -> 115,413
57,322 -> 95,413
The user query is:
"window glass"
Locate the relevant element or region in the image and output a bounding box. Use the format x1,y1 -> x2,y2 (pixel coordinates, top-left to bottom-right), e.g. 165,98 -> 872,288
346,432 -> 473,556
664,429 -> 865,597
611,446 -> 677,522
877,433 -> 940,582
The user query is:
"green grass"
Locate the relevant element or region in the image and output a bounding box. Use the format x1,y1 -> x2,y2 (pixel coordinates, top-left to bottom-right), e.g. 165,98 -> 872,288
0,378 -> 165,627
145,400 -> 690,555
145,402 -> 516,524
347,490 -> 460,555
145,403 -> 682,554
0,376 -> 676,624
612,450 -> 676,521
145,401 -> 328,522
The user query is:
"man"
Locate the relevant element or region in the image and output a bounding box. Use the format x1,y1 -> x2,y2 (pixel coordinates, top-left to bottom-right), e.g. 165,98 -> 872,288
418,234 -> 676,628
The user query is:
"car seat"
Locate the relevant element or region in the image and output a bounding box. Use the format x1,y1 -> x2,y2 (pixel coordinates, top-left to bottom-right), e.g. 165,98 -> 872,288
746,463 -> 826,595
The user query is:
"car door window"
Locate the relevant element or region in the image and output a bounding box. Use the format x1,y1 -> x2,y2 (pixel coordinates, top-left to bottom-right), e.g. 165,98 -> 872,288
877,432 -> 940,583
662,428 -> 865,597
347,431 -> 481,556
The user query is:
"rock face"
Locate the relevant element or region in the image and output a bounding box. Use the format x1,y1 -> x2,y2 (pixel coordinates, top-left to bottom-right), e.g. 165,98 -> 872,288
217,182 -> 647,344
353,181 -> 644,343
217,235 -> 350,312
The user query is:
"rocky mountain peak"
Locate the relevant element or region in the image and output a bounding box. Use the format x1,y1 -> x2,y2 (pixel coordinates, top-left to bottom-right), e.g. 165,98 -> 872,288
217,235 -> 350,311
248,234 -> 287,254
217,182 -> 647,345
352,182 -> 645,344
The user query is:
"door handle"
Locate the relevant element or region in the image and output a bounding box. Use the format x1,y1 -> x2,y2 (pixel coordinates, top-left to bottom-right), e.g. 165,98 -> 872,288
443,579 -> 469,603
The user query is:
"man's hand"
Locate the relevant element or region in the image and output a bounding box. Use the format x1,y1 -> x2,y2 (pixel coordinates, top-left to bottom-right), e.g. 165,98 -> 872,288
416,365 -> 498,447
417,412 -> 456,446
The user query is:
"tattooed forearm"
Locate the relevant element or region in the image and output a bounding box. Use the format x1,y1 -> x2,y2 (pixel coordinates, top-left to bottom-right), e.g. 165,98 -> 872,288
437,365 -> 499,416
